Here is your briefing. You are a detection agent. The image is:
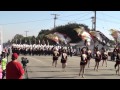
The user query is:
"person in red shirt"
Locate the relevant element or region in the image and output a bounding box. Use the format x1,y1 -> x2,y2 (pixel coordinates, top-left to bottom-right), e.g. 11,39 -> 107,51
6,53 -> 24,79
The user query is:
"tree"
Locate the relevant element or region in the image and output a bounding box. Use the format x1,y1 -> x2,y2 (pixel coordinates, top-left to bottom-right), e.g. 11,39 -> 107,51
31,36 -> 36,44
11,34 -> 24,44
47,23 -> 90,43
38,29 -> 50,37
10,23 -> 90,45
13,34 -> 24,40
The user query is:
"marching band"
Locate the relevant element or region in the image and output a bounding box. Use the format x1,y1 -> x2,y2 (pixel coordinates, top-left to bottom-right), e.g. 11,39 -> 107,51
11,44 -> 74,56
2,43 -> 120,78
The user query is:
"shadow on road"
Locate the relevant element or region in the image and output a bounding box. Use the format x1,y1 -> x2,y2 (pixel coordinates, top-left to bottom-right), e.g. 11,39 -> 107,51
30,76 -> 76,79
28,66 -> 52,68
29,70 -> 63,72
86,73 -> 116,76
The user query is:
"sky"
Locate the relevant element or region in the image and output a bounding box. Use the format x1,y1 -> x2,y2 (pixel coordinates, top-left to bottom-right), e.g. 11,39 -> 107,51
0,11 -> 120,43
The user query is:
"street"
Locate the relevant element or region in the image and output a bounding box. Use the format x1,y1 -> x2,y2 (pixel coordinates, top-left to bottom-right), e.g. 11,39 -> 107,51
7,55 -> 120,79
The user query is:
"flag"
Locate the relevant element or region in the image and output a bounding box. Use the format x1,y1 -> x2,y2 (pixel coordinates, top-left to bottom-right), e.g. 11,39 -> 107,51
109,29 -> 118,38
54,32 -> 71,44
90,31 -> 102,41
46,34 -> 59,44
91,30 -> 111,46
54,36 -> 59,44
74,27 -> 84,36
95,31 -> 103,42
109,29 -> 120,44
74,26 -> 92,46
54,32 -> 66,44
81,31 -> 92,41
64,34 -> 71,43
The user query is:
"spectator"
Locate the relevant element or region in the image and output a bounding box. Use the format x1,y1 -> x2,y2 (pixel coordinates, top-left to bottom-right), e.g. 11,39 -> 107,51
6,53 -> 24,79
0,54 -> 2,64
0,65 -> 2,79
1,53 -> 7,79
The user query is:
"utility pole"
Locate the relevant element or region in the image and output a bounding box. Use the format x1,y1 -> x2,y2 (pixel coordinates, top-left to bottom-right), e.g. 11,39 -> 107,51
51,14 -> 60,28
91,11 -> 96,31
25,31 -> 29,44
94,11 -> 96,31
91,16 -> 94,30
25,31 -> 29,37
91,11 -> 97,49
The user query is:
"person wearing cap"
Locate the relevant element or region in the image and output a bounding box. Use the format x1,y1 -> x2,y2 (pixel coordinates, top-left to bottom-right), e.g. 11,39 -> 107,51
6,53 -> 24,79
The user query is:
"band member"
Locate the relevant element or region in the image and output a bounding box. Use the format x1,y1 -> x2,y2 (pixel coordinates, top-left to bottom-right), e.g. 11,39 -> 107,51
94,50 -> 101,71
115,52 -> 120,75
80,47 -> 87,54
102,52 -> 108,67
61,49 -> 68,72
87,49 -> 92,68
79,53 -> 87,78
101,47 -> 105,54
112,47 -> 118,61
52,48 -> 59,67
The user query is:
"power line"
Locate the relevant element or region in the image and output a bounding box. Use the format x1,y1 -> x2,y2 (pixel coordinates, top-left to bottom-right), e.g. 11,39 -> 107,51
59,12 -> 91,18
57,12 -> 92,23
0,18 -> 52,25
71,12 -> 92,21
0,12 -> 92,26
59,17 -> 91,22
58,12 -> 91,22
97,17 -> 120,24
97,12 -> 107,31
99,12 -> 120,21
94,11 -> 96,31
